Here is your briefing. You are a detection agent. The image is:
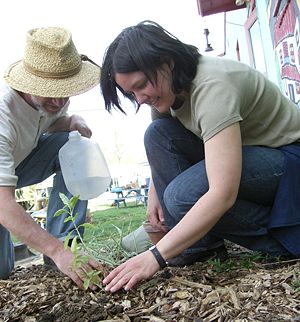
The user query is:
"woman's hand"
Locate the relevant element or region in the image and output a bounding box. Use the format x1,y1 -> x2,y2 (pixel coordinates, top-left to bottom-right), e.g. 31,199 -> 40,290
147,184 -> 168,232
103,250 -> 160,293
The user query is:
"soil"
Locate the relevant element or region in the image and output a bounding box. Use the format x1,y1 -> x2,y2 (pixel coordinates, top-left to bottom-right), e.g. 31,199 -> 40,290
1,246 -> 300,322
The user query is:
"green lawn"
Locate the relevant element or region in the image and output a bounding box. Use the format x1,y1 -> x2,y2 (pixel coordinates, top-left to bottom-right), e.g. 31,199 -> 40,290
14,199 -> 147,266
83,201 -> 147,266
85,201 -> 146,241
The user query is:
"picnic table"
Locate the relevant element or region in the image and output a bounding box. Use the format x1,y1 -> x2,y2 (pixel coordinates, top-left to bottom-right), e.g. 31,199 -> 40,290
111,187 -> 149,208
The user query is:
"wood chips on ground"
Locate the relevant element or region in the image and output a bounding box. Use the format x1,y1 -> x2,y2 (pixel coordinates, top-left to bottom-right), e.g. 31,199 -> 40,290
1,255 -> 300,322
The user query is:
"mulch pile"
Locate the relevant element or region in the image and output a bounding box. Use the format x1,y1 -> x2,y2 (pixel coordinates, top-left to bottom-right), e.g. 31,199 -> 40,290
0,240 -> 300,322
0,248 -> 300,322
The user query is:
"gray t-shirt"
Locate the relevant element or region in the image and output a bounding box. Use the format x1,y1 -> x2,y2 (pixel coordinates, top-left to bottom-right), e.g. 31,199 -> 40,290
0,85 -> 68,186
171,56 -> 300,147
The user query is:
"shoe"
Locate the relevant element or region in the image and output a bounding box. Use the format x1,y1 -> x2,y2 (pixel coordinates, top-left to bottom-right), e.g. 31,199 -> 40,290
121,225 -> 152,254
168,245 -> 228,267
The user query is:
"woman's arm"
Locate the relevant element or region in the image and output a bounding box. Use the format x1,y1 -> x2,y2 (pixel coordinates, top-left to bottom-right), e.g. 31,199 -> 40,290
103,122 -> 242,292
156,122 -> 242,259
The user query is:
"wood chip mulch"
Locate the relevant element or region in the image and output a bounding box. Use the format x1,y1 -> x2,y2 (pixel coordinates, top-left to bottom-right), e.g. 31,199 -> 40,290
1,252 -> 300,322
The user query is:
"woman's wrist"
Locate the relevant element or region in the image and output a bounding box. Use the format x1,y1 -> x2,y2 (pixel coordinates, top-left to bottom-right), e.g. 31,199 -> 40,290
149,245 -> 168,269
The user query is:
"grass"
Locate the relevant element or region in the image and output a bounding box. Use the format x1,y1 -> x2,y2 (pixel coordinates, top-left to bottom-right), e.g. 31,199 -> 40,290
84,201 -> 146,242
206,253 -> 264,273
82,201 -> 147,266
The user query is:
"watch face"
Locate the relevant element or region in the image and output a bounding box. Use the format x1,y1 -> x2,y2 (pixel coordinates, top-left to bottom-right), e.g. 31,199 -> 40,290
149,245 -> 155,250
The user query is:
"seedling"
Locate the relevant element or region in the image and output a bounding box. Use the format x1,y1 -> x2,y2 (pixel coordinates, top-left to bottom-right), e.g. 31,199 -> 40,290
207,258 -> 236,273
291,270 -> 300,292
54,193 -> 113,289
54,193 -> 142,289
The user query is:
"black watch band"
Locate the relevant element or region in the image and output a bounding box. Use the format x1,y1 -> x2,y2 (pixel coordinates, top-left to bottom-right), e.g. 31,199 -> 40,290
149,245 -> 168,269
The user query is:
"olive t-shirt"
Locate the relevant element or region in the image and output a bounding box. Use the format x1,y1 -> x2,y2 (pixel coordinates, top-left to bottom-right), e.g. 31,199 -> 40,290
171,56 -> 300,147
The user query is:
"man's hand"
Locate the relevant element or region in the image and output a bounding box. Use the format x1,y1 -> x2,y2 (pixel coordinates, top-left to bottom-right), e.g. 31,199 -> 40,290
69,115 -> 92,138
47,114 -> 92,138
0,187 -> 107,290
53,248 -> 108,290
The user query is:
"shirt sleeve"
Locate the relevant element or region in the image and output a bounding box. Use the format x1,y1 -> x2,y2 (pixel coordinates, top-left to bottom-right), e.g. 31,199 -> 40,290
192,78 -> 243,142
0,134 -> 18,186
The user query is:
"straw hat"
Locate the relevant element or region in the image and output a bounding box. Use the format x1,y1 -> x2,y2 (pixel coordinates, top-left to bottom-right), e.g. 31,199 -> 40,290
4,27 -> 100,98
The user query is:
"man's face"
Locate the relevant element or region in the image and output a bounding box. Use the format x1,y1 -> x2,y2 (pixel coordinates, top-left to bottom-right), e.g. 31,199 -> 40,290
30,95 -> 69,116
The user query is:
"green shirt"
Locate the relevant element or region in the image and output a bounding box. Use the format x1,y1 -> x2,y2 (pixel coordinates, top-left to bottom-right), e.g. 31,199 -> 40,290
171,56 -> 300,147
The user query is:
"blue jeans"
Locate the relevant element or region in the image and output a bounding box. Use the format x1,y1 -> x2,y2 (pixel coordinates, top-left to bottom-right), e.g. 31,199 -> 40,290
0,132 -> 87,279
144,118 -> 292,257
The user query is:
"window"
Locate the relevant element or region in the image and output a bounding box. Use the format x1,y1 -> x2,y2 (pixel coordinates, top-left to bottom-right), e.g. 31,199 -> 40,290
244,1 -> 267,75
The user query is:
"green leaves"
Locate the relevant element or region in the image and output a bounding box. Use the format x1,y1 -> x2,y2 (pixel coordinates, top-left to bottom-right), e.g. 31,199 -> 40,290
83,270 -> 101,290
53,209 -> 67,217
54,192 -> 106,290
79,222 -> 95,230
63,231 -> 73,249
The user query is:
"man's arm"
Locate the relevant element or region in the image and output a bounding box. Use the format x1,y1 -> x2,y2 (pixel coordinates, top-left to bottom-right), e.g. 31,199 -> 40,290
0,186 -> 104,288
47,114 -> 92,138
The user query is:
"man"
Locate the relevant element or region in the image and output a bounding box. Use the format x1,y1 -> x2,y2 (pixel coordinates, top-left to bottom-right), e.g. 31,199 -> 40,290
0,26 -> 103,289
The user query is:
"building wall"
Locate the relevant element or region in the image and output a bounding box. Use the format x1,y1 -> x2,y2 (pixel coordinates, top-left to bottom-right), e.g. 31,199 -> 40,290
256,0 -> 280,86
266,0 -> 300,106
223,2 -> 279,86
223,8 -> 250,65
199,0 -> 300,106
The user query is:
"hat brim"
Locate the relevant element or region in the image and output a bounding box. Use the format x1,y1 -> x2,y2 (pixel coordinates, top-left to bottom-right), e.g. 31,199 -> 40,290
4,61 -> 101,98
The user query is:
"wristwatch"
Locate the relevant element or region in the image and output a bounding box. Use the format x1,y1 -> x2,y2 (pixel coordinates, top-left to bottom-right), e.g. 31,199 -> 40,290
149,245 -> 168,269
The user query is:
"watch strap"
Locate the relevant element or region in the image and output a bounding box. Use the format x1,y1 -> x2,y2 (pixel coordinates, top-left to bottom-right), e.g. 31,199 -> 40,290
149,245 -> 168,269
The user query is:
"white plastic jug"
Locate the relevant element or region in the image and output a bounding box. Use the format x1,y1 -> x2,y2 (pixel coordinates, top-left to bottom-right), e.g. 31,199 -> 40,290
59,131 -> 111,200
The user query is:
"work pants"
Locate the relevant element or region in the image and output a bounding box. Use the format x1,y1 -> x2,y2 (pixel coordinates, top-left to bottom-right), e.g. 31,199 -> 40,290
144,118 -> 292,257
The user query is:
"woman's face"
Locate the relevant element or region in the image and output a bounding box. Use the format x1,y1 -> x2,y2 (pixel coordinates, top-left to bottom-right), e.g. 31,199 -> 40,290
115,64 -> 175,113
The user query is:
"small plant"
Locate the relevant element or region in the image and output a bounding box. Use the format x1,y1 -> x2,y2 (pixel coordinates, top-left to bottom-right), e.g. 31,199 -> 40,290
207,258 -> 237,273
207,252 -> 275,273
54,193 -> 140,289
291,270 -> 300,292
54,193 -> 113,289
240,253 -> 265,269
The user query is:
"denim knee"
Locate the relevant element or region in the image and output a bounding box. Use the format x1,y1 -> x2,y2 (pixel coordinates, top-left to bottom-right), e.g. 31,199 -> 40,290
0,225 -> 15,279
144,117 -> 188,149
0,264 -> 14,279
163,162 -> 209,228
144,119 -> 167,150
0,248 -> 14,279
163,180 -> 195,229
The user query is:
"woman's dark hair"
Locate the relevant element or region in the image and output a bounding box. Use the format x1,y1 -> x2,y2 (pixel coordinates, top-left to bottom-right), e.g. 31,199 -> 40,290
100,20 -> 200,113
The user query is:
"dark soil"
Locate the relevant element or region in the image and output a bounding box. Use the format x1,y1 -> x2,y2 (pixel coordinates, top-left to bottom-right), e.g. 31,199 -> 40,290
1,246 -> 300,322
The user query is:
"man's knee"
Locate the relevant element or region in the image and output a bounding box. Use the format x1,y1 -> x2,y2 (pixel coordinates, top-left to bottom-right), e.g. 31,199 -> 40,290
46,131 -> 69,149
0,226 -> 14,279
0,267 -> 13,279
0,259 -> 14,279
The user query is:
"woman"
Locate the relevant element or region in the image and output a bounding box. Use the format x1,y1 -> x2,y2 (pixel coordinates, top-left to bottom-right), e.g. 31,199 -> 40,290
100,20 -> 300,292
